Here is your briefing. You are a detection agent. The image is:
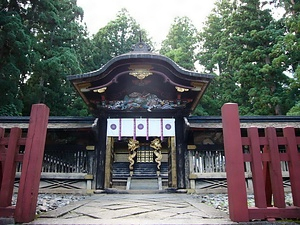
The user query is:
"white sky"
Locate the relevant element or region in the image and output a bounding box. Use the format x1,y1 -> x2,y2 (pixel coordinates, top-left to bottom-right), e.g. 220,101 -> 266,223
77,0 -> 217,47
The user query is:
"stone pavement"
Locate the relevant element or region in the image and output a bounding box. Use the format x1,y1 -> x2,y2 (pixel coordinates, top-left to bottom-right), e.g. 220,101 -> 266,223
27,193 -> 236,225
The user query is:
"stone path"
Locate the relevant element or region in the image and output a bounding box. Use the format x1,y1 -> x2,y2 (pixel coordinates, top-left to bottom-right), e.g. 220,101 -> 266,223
27,193 -> 235,224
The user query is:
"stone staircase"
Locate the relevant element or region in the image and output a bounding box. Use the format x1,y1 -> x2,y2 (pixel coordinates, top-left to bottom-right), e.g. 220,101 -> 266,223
112,162 -> 168,190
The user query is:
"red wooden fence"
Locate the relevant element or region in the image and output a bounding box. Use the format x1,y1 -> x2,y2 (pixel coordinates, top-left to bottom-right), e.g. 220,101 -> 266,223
222,103 -> 300,222
0,104 -> 49,223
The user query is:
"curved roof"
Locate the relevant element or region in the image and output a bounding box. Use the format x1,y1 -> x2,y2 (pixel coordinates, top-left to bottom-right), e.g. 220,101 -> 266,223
68,52 -> 213,82
67,42 -> 214,117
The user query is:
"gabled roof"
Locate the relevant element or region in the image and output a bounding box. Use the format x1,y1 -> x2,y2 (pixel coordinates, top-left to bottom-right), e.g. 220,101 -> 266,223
67,42 -> 214,117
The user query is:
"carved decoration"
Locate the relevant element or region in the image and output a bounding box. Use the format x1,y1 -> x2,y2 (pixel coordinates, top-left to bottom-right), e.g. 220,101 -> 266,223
129,65 -> 153,80
128,138 -> 139,176
175,86 -> 189,93
104,92 -> 188,111
150,138 -> 163,176
93,87 -> 107,93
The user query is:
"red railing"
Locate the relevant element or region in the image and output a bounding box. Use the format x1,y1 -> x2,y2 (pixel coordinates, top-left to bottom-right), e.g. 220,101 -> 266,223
222,103 -> 300,222
0,104 -> 49,223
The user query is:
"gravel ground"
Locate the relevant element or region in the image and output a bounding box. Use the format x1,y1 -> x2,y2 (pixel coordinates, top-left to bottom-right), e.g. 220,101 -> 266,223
12,194 -> 87,215
196,192 -> 294,214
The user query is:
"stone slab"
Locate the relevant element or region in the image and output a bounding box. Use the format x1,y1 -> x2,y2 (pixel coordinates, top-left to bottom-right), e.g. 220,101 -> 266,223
27,193 -> 236,224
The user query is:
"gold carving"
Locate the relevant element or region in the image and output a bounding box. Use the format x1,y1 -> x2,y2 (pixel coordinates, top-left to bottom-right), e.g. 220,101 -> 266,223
128,138 -> 139,176
150,138 -> 163,176
175,86 -> 189,92
78,83 -> 91,92
129,65 -> 153,80
93,87 -> 107,93
191,82 -> 204,91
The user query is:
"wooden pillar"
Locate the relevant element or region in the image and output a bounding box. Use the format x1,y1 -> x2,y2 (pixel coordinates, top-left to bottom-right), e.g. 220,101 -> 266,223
104,137 -> 113,188
170,136 -> 177,188
15,104 -> 49,223
221,103 -> 249,222
175,117 -> 186,189
95,116 -> 107,189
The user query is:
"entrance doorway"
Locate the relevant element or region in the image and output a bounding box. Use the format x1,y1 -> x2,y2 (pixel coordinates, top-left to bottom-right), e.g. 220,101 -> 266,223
104,137 -> 176,190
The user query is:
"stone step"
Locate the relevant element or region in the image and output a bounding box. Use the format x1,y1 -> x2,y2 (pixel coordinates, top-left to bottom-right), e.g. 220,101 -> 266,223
112,162 -> 168,179
129,178 -> 158,190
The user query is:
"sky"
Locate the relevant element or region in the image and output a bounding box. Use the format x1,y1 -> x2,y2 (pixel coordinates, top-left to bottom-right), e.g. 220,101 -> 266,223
76,0 -> 217,47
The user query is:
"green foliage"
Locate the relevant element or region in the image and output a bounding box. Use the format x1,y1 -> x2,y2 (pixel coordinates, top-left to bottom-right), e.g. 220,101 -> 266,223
0,10 -> 31,115
0,0 -> 92,116
92,8 -> 152,69
287,101 -> 300,115
160,16 -> 198,70
23,0 -> 88,116
197,0 -> 295,115
0,104 -> 22,116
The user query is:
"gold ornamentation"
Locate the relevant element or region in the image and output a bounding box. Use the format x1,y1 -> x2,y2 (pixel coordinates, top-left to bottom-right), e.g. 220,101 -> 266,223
78,83 -> 91,92
175,86 -> 189,92
128,138 -> 139,176
93,87 -> 107,93
191,82 -> 203,91
150,138 -> 163,176
129,65 -> 153,80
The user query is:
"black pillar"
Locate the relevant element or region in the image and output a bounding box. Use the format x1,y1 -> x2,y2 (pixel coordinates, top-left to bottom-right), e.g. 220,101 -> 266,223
175,117 -> 186,189
95,116 -> 107,189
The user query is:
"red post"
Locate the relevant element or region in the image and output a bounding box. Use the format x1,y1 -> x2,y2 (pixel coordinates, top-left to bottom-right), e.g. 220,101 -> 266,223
221,103 -> 249,222
247,127 -> 267,208
283,127 -> 300,206
0,128 -> 4,189
262,146 -> 273,207
14,104 -> 49,223
0,127 -> 21,207
265,127 -> 285,208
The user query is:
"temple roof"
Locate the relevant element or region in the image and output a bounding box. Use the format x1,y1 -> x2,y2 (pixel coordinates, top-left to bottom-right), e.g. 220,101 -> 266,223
67,42 -> 214,117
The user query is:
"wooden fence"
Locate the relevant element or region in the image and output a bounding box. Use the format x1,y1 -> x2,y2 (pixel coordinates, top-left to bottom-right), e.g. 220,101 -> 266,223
0,104 -> 49,223
191,150 -> 226,173
15,146 -> 88,174
42,146 -> 88,173
14,145 -> 92,193
222,103 -> 300,222
190,148 -> 290,175
189,147 -> 291,193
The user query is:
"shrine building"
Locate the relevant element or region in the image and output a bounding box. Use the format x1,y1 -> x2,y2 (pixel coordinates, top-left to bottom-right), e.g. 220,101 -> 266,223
67,42 -> 214,190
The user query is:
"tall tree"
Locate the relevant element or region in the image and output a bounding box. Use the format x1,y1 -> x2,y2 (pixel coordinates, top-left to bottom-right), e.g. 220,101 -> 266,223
92,8 -> 152,70
0,0 -> 92,116
0,1 -> 32,115
160,16 -> 198,70
195,0 -> 238,116
198,0 -> 293,115
21,0 -> 89,116
276,0 -> 300,115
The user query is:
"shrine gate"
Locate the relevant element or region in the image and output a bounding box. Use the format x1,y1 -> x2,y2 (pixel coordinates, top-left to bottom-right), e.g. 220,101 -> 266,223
67,42 -> 214,190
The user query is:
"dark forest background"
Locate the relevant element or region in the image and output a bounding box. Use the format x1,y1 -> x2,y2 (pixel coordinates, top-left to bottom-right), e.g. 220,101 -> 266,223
1,0 -> 299,116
